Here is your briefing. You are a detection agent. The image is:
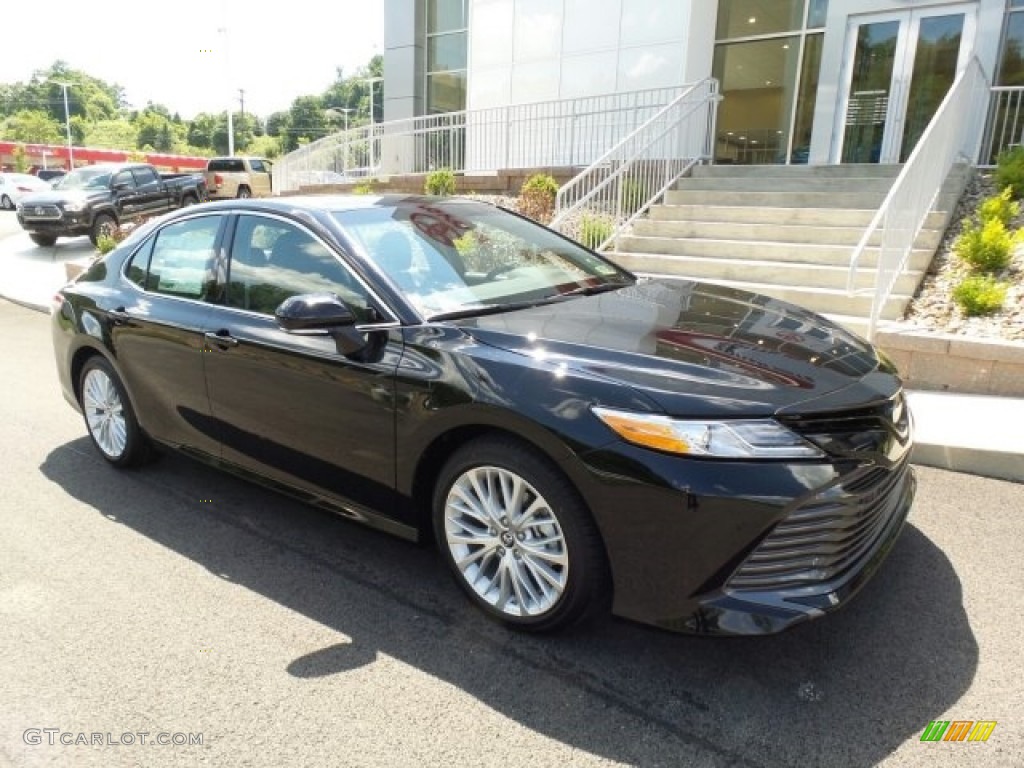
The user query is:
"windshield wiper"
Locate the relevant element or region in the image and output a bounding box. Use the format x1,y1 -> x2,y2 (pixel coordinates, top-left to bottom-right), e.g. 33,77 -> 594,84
427,296 -> 572,322
556,280 -> 632,298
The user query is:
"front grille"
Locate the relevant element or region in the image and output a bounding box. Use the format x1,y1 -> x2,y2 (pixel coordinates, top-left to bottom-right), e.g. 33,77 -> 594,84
728,460 -> 910,591
779,391 -> 911,460
21,205 -> 62,221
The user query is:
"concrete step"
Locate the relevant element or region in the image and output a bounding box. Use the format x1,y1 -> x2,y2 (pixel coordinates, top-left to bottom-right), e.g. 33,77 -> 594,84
609,253 -> 922,294
664,189 -> 890,208
648,204 -> 949,229
691,163 -> 904,179
676,177 -> 899,194
637,274 -> 910,320
631,218 -> 943,249
612,237 -> 935,270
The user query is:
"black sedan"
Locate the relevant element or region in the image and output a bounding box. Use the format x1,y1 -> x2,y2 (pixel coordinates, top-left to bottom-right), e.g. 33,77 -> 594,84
52,195 -> 915,635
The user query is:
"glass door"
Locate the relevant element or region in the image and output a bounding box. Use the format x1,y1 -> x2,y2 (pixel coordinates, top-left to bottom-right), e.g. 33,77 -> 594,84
837,5 -> 975,164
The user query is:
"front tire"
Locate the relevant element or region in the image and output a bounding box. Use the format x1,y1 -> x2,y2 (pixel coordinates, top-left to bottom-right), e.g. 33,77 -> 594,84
433,436 -> 610,632
0,194 -> 13,210
29,233 -> 57,247
89,213 -> 117,246
79,357 -> 151,468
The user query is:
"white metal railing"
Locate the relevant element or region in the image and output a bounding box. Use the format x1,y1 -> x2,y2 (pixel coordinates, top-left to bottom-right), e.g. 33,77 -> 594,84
847,58 -> 990,341
274,87 -> 685,193
980,86 -> 1024,165
549,79 -> 721,251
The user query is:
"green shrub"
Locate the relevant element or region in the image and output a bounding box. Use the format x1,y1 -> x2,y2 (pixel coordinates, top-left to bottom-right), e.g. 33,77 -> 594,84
978,186 -> 1020,226
518,173 -> 559,223
953,217 -> 1022,272
95,233 -> 119,255
622,178 -> 647,215
352,181 -> 375,195
995,145 -> 1024,199
579,214 -> 613,250
951,274 -> 1009,315
424,168 -> 456,196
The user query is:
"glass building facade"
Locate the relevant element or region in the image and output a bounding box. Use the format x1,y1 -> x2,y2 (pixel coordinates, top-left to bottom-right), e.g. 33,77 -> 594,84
383,0 -> 1014,166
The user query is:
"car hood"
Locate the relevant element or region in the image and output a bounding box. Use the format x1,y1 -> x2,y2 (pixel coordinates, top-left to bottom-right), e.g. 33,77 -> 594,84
19,189 -> 101,206
456,279 -> 901,417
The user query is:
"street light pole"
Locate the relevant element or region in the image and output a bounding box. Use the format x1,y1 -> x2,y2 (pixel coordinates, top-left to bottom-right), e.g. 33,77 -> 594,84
51,81 -> 74,168
218,26 -> 235,155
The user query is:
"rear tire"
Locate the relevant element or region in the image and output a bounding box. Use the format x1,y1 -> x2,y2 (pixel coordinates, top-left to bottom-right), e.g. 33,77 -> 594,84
29,233 -> 57,247
236,186 -> 252,199
182,194 -> 197,207
79,356 -> 152,468
433,436 -> 611,632
1,194 -> 13,210
89,213 -> 117,246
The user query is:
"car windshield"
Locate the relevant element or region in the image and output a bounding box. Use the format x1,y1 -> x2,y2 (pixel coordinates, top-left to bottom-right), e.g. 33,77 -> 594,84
55,168 -> 112,190
333,200 -> 634,320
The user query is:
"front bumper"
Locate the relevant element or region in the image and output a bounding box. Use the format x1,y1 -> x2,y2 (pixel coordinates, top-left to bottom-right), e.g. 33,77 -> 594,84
573,442 -> 915,635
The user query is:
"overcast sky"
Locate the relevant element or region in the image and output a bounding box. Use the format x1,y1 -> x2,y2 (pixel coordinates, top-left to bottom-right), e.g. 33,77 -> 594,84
3,0 -> 386,118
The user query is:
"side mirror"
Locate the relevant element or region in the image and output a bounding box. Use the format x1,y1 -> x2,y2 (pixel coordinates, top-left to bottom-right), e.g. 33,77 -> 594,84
275,293 -> 367,356
113,181 -> 131,192
275,292 -> 356,330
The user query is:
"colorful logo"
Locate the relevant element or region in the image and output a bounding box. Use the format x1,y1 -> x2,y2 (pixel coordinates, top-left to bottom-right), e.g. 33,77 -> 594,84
920,720 -> 997,742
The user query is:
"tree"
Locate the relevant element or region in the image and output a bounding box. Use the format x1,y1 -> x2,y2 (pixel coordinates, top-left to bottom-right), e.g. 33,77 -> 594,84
12,144 -> 29,172
85,119 -> 139,149
284,95 -> 329,151
265,111 -> 290,138
4,109 -> 63,143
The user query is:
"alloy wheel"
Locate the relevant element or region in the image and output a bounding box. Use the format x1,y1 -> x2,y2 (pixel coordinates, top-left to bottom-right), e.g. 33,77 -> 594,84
82,368 -> 128,459
443,466 -> 568,617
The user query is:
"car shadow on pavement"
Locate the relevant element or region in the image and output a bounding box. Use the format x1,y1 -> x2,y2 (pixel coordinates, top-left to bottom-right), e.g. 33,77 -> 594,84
41,440 -> 977,767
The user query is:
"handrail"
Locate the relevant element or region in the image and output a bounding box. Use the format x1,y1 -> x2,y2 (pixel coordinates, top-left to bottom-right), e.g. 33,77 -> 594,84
274,87 -> 686,193
550,79 -> 720,250
847,57 -> 990,341
981,85 -> 1024,166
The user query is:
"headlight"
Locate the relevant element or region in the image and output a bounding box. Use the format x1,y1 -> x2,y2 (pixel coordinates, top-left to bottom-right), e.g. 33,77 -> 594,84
592,406 -> 824,459
62,202 -> 86,212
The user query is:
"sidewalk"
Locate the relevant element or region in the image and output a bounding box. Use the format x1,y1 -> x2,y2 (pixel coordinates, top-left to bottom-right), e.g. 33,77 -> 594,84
1,226 -> 1022,484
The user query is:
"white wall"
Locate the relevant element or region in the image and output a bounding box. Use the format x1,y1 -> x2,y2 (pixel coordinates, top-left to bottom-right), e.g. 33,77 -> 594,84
467,0 -> 717,110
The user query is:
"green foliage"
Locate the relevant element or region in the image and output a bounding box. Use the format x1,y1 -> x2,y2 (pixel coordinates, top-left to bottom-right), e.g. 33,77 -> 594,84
978,186 -> 1020,226
622,178 -> 647,215
246,134 -> 282,159
12,144 -> 29,173
353,181 -> 375,195
425,168 -> 456,196
518,173 -> 559,223
951,275 -> 1009,316
94,233 -> 119,255
579,214 -> 614,250
995,145 -> 1024,199
954,217 -> 1023,272
3,109 -> 63,143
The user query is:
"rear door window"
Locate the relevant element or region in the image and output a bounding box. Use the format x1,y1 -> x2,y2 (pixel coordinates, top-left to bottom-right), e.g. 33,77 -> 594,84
127,216 -> 222,300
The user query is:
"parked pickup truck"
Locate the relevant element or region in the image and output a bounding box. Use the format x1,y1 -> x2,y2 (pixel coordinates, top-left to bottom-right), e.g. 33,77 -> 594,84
205,156 -> 272,199
16,163 -> 207,247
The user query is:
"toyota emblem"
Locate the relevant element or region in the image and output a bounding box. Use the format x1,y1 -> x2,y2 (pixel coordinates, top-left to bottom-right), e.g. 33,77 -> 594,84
34,207 -> 44,216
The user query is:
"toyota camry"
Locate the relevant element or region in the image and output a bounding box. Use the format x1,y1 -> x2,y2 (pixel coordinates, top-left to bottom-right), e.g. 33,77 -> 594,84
52,195 -> 915,635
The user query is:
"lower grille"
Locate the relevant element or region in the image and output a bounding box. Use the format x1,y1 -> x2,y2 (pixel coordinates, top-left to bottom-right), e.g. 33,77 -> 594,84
728,460 -> 910,591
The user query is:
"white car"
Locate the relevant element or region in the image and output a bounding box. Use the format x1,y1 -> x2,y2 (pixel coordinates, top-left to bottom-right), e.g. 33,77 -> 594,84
0,173 -> 51,210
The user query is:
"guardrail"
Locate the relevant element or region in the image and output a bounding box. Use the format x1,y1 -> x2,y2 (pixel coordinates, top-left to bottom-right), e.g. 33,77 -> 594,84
847,57 -> 990,341
549,79 -> 720,251
273,87 -> 686,193
980,85 -> 1024,165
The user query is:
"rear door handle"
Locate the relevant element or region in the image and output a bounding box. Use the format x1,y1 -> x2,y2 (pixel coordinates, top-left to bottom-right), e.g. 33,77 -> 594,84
204,331 -> 239,348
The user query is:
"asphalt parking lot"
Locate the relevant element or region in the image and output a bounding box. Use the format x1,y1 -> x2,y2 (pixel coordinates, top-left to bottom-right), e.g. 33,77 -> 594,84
0,245 -> 1021,766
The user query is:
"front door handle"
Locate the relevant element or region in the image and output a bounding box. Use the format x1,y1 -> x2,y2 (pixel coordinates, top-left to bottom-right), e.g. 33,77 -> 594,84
204,331 -> 239,348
